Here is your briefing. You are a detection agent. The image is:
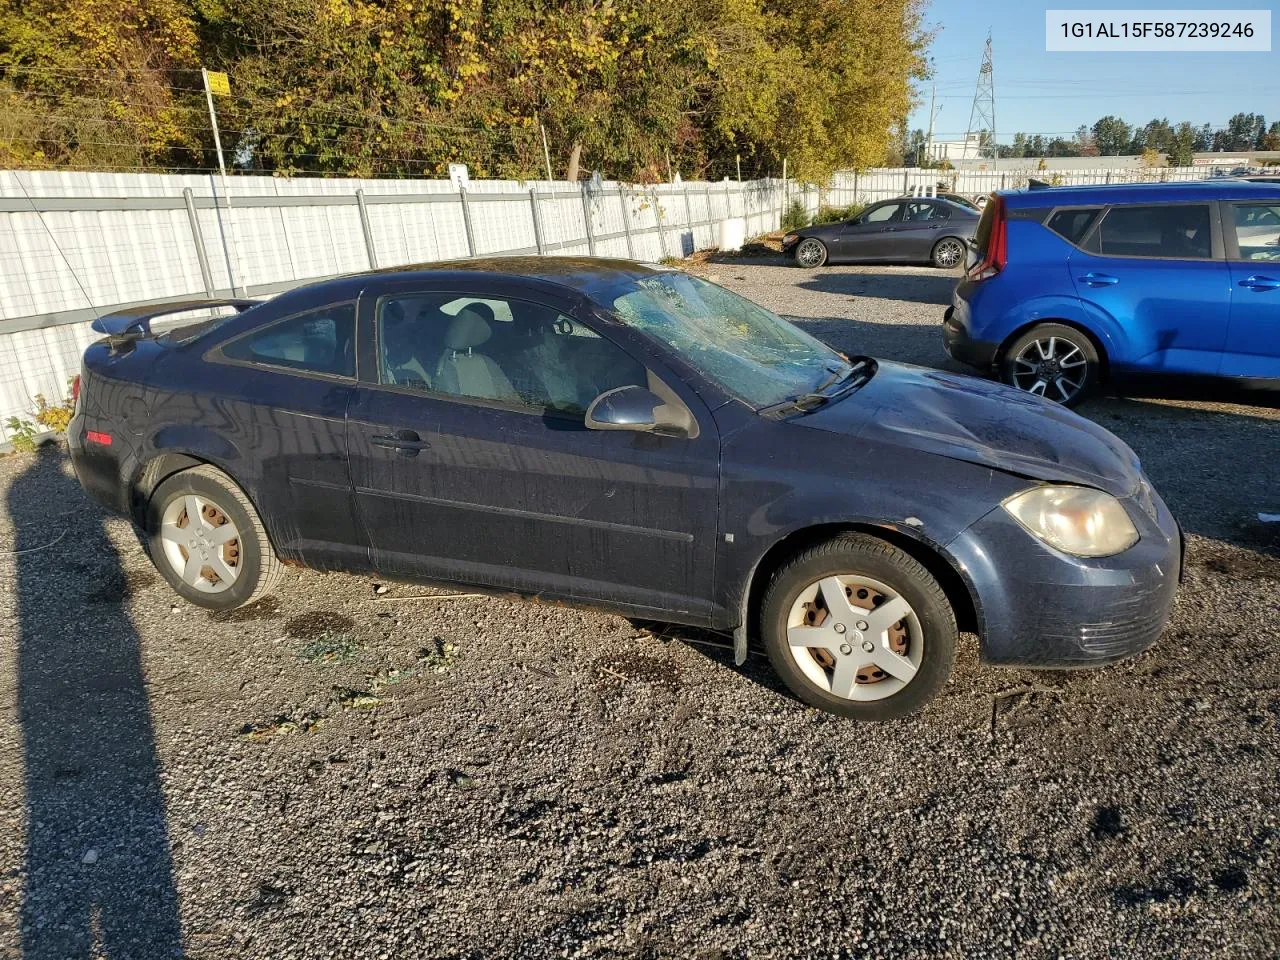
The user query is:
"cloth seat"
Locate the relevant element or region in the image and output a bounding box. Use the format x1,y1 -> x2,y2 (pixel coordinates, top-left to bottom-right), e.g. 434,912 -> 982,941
435,307 -> 518,402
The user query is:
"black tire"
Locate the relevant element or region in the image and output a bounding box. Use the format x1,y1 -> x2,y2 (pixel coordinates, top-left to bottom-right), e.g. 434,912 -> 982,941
759,534 -> 957,720
999,322 -> 1100,408
793,237 -> 828,268
931,236 -> 967,269
146,465 -> 283,611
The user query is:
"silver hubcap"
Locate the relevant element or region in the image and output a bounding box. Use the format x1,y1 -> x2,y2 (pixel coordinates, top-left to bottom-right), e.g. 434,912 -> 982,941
796,239 -> 825,267
1012,336 -> 1088,402
786,574 -> 923,702
159,494 -> 241,594
935,239 -> 963,267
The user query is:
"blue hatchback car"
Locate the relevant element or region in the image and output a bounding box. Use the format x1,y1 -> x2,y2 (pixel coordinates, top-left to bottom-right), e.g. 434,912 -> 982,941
944,180 -> 1280,405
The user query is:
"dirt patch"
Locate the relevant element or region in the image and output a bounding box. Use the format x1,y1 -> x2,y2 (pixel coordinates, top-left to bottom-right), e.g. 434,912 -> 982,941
285,610 -> 355,640
594,649 -> 681,690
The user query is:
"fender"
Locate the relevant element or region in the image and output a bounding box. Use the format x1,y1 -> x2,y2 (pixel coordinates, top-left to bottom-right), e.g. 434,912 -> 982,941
728,511 -> 988,665
998,293 -> 1127,362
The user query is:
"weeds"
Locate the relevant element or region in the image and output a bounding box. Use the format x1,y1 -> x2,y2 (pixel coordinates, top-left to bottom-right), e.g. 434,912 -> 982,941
780,199 -> 810,231
4,417 -> 38,453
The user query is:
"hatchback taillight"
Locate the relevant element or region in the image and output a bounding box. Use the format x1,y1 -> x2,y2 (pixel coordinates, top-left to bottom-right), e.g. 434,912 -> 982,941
71,374 -> 82,407
967,195 -> 1007,281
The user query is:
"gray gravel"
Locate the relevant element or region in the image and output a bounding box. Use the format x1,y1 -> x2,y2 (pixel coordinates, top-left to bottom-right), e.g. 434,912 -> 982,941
1,259 -> 1278,959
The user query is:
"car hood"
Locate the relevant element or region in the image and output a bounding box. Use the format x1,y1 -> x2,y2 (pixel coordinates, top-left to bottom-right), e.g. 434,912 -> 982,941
801,361 -> 1142,496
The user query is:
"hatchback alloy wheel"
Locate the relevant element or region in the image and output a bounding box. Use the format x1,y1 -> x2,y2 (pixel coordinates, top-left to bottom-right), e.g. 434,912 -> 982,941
1000,323 -> 1100,409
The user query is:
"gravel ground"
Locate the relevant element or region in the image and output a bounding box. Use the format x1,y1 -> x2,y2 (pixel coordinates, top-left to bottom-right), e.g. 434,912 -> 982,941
1,258 -> 1278,959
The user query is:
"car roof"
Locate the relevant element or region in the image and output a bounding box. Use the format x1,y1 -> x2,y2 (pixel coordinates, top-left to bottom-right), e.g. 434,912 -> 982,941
263,256 -> 672,313
998,178 -> 1280,209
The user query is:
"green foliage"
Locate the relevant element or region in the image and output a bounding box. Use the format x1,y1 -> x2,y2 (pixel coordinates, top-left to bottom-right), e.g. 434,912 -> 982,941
780,199 -> 809,231
0,0 -> 928,178
33,386 -> 75,434
4,416 -> 38,453
813,203 -> 862,224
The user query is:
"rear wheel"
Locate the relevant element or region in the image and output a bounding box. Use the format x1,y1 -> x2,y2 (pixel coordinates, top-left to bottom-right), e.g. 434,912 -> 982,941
999,323 -> 1099,407
146,465 -> 282,610
760,534 -> 957,720
794,238 -> 828,268
931,236 -> 967,269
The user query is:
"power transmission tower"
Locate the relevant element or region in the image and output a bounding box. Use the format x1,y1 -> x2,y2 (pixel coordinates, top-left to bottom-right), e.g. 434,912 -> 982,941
965,31 -> 996,159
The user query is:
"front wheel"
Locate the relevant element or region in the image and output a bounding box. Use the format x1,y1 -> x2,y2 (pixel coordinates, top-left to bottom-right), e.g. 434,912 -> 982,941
999,323 -> 1099,407
931,236 -> 967,269
793,238 -> 828,268
146,465 -> 283,610
760,534 -> 957,720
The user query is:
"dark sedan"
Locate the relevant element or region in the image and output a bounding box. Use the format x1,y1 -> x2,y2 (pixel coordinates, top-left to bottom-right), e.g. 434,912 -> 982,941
782,197 -> 980,269
69,258 -> 1179,719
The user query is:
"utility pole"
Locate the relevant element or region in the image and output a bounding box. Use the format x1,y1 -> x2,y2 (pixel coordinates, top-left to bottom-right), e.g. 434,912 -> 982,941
925,82 -> 942,165
201,67 -> 242,296
538,119 -> 554,182
965,31 -> 997,160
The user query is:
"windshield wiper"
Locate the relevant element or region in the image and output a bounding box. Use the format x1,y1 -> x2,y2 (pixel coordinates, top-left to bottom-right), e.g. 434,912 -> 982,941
758,357 -> 876,419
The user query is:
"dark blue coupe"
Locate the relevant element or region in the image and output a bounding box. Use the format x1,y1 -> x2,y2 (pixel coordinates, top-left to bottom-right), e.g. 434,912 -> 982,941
70,258 -> 1181,718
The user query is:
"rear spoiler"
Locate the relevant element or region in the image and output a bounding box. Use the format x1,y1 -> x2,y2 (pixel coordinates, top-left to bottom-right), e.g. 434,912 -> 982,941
90,298 -> 260,339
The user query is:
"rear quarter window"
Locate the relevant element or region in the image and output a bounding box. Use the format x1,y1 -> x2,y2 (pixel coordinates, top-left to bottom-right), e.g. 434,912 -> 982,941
220,303 -> 356,378
1045,208 -> 1102,245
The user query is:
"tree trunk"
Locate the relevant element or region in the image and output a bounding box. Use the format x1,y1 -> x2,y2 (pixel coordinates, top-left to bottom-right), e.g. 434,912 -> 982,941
566,141 -> 582,182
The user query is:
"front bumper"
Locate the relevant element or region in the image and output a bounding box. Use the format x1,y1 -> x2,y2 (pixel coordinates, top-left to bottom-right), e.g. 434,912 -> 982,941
942,305 -> 999,370
948,480 -> 1181,667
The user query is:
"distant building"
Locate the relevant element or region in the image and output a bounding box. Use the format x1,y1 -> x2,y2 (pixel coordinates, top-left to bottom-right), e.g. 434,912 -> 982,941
950,150 -> 1280,172
926,134 -> 983,164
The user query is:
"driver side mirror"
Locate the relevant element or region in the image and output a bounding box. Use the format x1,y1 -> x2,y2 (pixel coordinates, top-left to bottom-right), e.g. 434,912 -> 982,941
585,384 -> 694,437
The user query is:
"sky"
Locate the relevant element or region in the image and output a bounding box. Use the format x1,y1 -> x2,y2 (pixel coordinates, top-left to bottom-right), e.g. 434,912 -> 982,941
909,0 -> 1279,145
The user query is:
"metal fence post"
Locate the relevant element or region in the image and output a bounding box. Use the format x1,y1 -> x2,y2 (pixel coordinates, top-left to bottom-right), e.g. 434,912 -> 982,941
1000,174 -> 1007,190
580,183 -> 597,255
853,171 -> 859,206
618,186 -> 635,259
902,169 -> 910,195
683,187 -> 695,250
459,186 -> 476,256
654,189 -> 670,259
355,188 -> 379,269
183,187 -> 216,298
529,187 -> 546,254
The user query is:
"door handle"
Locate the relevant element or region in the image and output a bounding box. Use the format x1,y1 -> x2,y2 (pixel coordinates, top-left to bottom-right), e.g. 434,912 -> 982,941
1239,275 -> 1280,291
1079,273 -> 1119,286
371,430 -> 430,457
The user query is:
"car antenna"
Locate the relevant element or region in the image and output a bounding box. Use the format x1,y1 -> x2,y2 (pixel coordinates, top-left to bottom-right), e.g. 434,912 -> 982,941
12,170 -> 101,321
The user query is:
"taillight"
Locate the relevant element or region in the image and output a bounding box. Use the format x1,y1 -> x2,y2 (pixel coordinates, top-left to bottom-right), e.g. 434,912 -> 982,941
71,374 -> 82,407
86,430 -> 112,446
967,195 -> 1007,281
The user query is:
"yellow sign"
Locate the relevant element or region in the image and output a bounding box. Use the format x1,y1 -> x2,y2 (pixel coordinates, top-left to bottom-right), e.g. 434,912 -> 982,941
206,71 -> 231,97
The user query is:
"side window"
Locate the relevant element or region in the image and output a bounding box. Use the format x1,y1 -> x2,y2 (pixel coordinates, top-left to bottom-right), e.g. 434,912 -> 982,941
1045,208 -> 1102,245
1230,204 -> 1280,261
221,303 -> 355,377
1095,204 -> 1212,260
904,202 -> 944,222
862,203 -> 901,223
376,292 -> 647,415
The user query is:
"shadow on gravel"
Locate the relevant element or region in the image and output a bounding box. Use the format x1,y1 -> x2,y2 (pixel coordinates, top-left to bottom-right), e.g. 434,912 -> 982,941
796,271 -> 957,305
12,446 -> 183,958
787,316 -> 962,372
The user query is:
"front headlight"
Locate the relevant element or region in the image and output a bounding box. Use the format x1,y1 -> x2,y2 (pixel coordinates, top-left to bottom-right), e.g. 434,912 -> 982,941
1002,485 -> 1139,557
